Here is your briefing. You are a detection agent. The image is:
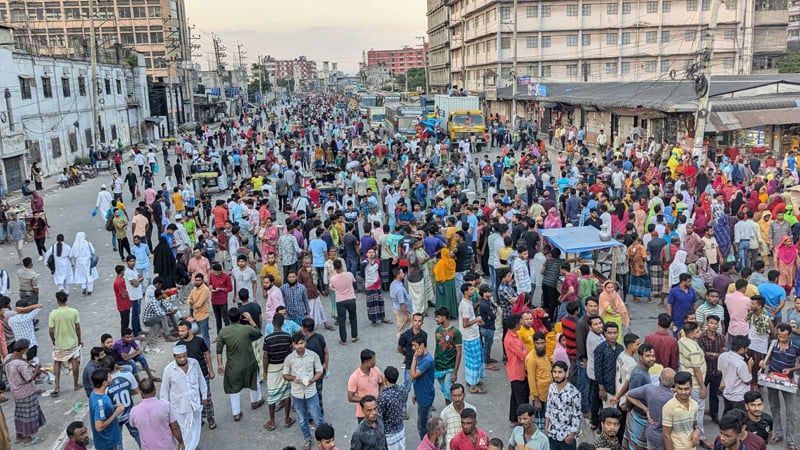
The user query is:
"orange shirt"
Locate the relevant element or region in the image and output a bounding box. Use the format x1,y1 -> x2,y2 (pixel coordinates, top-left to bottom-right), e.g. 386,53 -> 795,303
172,192 -> 185,212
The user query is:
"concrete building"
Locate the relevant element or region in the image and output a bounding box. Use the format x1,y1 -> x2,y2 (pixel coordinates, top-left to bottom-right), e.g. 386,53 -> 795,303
448,0 -> 789,94
0,26 -> 150,191
263,56 -> 318,82
427,0 -> 451,91
790,0 -> 800,49
0,0 -> 193,125
367,44 -> 429,75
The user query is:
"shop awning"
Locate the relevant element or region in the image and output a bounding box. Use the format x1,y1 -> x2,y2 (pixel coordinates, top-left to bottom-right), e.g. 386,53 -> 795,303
540,226 -> 625,254
708,108 -> 800,132
144,117 -> 164,124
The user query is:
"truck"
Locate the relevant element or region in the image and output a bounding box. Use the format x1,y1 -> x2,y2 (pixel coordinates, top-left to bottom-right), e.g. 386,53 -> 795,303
386,103 -> 424,138
434,95 -> 487,150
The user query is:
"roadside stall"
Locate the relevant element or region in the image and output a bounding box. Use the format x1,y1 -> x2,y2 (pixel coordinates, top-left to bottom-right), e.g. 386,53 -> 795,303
539,226 -> 626,281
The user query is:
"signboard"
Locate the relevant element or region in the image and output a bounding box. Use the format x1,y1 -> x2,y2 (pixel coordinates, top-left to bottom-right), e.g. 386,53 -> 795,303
528,84 -> 547,97
518,76 -> 531,86
485,86 -> 497,101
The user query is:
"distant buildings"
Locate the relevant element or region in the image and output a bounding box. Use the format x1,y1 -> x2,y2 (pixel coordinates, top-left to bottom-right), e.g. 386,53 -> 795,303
366,44 -> 429,75
263,56 -> 318,82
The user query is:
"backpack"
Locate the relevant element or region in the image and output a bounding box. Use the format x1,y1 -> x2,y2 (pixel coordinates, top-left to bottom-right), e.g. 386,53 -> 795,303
105,214 -> 115,232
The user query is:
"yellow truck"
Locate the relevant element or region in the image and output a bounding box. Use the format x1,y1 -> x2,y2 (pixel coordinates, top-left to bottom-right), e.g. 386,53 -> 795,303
434,95 -> 487,150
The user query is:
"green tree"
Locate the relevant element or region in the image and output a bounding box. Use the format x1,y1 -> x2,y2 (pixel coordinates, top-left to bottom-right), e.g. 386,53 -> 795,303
778,51 -> 800,73
247,78 -> 272,101
395,68 -> 427,92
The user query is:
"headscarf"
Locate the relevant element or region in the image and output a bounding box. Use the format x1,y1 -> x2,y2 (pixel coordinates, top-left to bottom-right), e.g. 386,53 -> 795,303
598,280 -> 630,327
553,333 -> 571,370
759,187 -> 769,205
758,211 -> 772,244
544,207 -> 562,229
696,256 -> 716,285
747,191 -> 760,212
693,207 -> 709,235
669,250 -> 688,286
713,214 -> 732,257
730,192 -> 744,216
153,235 -> 177,288
777,236 -> 798,266
69,232 -> 92,259
433,248 -> 456,282
633,201 -> 647,236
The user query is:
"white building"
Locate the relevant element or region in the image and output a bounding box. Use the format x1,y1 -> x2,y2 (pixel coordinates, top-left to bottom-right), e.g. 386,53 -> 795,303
0,25 -> 150,191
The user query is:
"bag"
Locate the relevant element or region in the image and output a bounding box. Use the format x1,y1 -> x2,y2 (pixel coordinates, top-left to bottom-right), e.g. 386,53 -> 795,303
105,215 -> 115,232
46,245 -> 55,274
91,207 -> 98,217
90,245 -> 99,268
136,187 -> 141,197
154,164 -> 160,173
726,251 -> 736,263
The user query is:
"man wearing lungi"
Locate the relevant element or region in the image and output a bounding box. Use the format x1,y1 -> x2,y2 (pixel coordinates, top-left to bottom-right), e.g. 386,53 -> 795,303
48,291 -> 83,396
458,284 -> 486,394
262,314 -> 295,431
4,339 -> 46,446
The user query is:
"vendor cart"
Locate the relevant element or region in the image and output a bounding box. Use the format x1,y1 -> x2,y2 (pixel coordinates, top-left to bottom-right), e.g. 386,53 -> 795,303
539,226 -> 626,280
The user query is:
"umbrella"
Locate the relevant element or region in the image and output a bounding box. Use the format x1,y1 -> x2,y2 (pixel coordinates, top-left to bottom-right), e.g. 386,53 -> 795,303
346,160 -> 362,171
373,144 -> 388,156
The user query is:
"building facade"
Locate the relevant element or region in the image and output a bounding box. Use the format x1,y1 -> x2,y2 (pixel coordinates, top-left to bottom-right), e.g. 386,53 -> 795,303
263,56 -> 318,82
448,0 -> 789,93
790,0 -> 800,49
427,0 -> 451,91
0,0 -> 193,124
367,44 -> 429,75
0,26 -> 150,191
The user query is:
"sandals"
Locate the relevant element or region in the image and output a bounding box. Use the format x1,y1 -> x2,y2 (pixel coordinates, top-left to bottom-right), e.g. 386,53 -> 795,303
469,386 -> 487,394
285,417 -> 296,428
769,437 -> 783,445
264,421 -> 276,431
49,391 -> 59,398
233,413 -> 243,422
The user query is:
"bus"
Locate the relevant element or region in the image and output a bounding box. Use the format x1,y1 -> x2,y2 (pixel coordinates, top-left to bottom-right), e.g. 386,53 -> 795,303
386,103 -> 423,137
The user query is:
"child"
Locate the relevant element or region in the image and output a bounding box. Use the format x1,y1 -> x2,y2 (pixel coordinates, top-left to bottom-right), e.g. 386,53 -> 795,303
487,438 -> 504,450
595,407 -> 623,450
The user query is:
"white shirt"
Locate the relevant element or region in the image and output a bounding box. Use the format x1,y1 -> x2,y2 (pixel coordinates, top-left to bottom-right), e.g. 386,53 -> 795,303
124,267 -> 144,300
458,299 -> 480,341
733,220 -> 756,243
96,190 -> 113,214
586,331 -> 605,380
159,358 -> 207,415
717,351 -> 752,402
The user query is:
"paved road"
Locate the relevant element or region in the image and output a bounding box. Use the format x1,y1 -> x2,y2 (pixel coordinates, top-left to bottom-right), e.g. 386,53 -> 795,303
0,143 -> 734,450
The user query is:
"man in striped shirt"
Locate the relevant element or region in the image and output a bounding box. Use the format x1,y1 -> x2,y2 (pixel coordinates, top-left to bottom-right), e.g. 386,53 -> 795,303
662,371 -> 700,450
695,289 -> 724,332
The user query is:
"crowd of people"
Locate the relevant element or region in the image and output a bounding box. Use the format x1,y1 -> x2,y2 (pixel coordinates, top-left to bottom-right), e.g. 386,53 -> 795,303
0,91 -> 799,450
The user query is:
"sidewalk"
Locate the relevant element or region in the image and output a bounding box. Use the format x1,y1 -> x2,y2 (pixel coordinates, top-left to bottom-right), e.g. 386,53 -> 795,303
4,175 -> 67,208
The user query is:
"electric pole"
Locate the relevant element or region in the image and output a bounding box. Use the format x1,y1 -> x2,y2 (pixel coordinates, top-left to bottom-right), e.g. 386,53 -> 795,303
416,36 -> 429,94
212,34 -> 227,108
511,0 -> 518,129
88,0 -> 99,151
190,25 -> 203,122
164,18 -> 184,134
692,0 -> 723,162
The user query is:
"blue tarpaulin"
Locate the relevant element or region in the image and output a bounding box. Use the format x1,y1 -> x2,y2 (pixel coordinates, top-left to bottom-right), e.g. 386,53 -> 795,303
540,226 -> 625,254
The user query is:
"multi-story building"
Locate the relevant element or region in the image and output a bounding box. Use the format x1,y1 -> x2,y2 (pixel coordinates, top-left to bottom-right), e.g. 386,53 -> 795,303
449,0 -> 789,93
427,0 -> 451,91
0,25 -> 150,189
367,44 -> 429,75
0,0 -> 192,126
790,0 -> 800,49
263,56 -> 318,81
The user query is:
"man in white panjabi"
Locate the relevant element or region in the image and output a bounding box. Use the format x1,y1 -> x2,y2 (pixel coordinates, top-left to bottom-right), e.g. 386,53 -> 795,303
160,344 -> 208,450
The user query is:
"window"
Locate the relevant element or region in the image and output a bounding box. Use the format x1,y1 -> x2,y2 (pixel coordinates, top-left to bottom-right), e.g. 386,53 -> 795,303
150,32 -> 163,43
62,78 -> 71,97
118,7 -> 131,18
111,125 -> 118,141
661,31 -> 671,42
69,132 -> 78,153
646,31 -> 657,43
501,37 -> 511,49
121,33 -> 135,45
526,36 -> 539,48
45,7 -> 61,20
685,30 -> 697,40
644,61 -> 657,72
606,33 -> 618,45
135,32 -> 149,44
647,1 -> 658,13
723,57 -> 734,69
582,34 -> 592,46
606,62 -> 618,74
622,2 -> 632,14
78,76 -> 86,96
663,1 -> 672,12
726,0 -> 737,9
51,137 -> 62,159
526,6 -> 538,17
465,20 -> 470,31
687,0 -> 698,11
541,5 -> 551,17
702,0 -> 711,11
661,60 -> 671,73
567,64 -> 578,76
500,7 -> 511,21
567,35 -> 578,47
104,79 -> 111,95
608,3 -> 619,14
42,77 -> 52,98
724,29 -> 736,40
567,4 -> 579,16
147,6 -> 161,17
116,79 -> 122,95
19,77 -> 32,100
132,6 -> 146,17
542,65 -> 552,77
583,4 -> 592,15
621,32 -> 631,44
621,61 -> 631,74
541,36 -> 551,47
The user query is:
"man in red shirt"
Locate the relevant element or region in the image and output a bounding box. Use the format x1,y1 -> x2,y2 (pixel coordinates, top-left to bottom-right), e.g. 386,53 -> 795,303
64,421 -> 90,450
113,265 -> 131,336
503,314 -> 529,428
208,263 -> 232,333
450,407 -> 490,450
558,263 -> 579,320
561,301 -> 580,360
643,313 -> 679,370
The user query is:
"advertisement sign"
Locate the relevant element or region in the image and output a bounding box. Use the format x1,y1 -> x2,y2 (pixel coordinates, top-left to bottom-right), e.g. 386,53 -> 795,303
518,76 -> 531,86
528,84 -> 547,97
485,86 -> 497,101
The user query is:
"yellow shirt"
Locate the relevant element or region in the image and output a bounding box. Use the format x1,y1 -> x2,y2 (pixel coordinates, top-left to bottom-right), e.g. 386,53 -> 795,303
498,247 -> 513,268
525,350 -> 553,402
186,283 -> 211,321
259,263 -> 282,286
518,326 -> 534,353
172,192 -> 185,212
727,283 -> 758,298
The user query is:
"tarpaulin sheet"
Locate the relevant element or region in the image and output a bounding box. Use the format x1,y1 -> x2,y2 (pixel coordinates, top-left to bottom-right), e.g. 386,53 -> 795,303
540,226 -> 625,254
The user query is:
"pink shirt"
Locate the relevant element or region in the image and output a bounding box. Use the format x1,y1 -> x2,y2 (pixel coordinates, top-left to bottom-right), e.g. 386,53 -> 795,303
144,188 -> 156,205
347,367 -> 383,418
129,397 -> 178,450
264,286 -> 285,325
726,291 -> 751,336
329,272 -> 356,302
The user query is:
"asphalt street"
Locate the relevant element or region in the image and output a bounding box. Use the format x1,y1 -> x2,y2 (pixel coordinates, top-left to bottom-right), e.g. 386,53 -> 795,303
0,143 -> 733,450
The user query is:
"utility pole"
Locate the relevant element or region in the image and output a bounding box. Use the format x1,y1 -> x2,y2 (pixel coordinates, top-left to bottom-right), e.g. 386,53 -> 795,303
212,34 -> 227,110
190,25 -> 203,122
258,54 -> 264,103
237,43 -> 246,110
511,0 -> 518,129
164,18 -> 184,134
692,0 -> 723,161
88,0 -> 99,151
416,36 -> 429,94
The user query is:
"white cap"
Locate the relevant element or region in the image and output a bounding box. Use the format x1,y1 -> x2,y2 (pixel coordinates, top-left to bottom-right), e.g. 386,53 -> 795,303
172,345 -> 187,355
100,184 -> 107,189
174,214 -> 183,220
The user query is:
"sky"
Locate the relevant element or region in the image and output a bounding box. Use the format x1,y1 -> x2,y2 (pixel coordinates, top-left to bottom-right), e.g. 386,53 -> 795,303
186,1 -> 427,74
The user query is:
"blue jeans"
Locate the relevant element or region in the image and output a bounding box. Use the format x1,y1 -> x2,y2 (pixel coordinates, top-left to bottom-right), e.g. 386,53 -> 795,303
131,300 -> 142,337
737,240 -> 750,271
455,271 -> 465,297
417,403 -> 432,440
345,257 -> 359,290
489,265 -> 497,298
293,393 -> 324,441
480,327 -> 495,363
121,421 -> 140,448
549,437 -> 577,450
121,354 -> 149,376
196,318 -> 210,350
403,368 -> 412,413
577,362 -> 591,414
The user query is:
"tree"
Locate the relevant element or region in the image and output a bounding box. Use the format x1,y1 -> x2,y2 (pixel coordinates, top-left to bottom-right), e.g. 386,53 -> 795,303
247,78 -> 272,101
395,67 -> 427,93
778,51 -> 800,73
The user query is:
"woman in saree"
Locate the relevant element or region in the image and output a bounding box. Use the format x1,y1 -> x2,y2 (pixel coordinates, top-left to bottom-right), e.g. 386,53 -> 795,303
627,237 -> 651,303
713,214 -> 733,261
747,190 -> 761,212
693,205 -> 710,236
433,248 -> 458,319
775,236 -> 799,296
758,211 -> 773,265
632,200 -> 648,237
598,280 -> 629,343
543,207 -> 562,229
611,200 -> 629,235
696,256 -> 716,286
259,216 -> 279,264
